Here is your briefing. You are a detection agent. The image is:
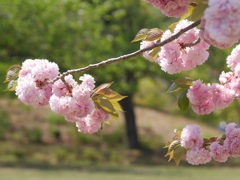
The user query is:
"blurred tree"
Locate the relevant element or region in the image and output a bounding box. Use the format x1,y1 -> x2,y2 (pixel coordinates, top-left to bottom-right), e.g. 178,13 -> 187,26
0,0 -> 174,149
0,0 -> 237,149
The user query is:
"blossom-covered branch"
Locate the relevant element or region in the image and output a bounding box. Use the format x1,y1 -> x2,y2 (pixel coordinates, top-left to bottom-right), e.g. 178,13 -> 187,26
166,122 -> 240,165
51,20 -> 201,83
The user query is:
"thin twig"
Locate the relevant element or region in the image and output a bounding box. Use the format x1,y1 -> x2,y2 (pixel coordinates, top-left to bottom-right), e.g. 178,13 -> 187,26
181,37 -> 201,49
189,2 -> 197,7
60,76 -> 72,94
51,20 -> 201,83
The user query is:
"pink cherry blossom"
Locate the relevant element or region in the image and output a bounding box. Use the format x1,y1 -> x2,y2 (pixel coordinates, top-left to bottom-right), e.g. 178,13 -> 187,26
142,0 -> 191,18
52,75 -> 77,97
225,124 -> 240,142
226,139 -> 240,157
186,148 -> 212,165
79,74 -> 96,91
158,30 -> 183,74
187,80 -> 212,105
209,142 -> 229,162
181,124 -> 204,149
191,100 -> 215,115
16,59 -> 59,107
219,72 -> 240,99
187,80 -> 215,115
16,75 -> 53,107
19,59 -> 59,81
199,20 -> 236,49
49,74 -> 94,118
187,80 -> 235,114
223,123 -> 240,157
90,108 -> 110,123
158,20 -> 209,74
225,122 -> 238,139
227,45 -> 240,73
219,71 -> 235,84
200,0 -> 240,49
74,108 -> 110,134
211,83 -> 235,109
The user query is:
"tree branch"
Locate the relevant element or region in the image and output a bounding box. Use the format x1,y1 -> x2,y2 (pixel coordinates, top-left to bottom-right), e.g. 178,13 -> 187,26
51,20 -> 201,83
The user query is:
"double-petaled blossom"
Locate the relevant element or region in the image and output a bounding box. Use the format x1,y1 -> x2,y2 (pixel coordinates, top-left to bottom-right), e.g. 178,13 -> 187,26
200,0 -> 240,49
16,59 -> 59,107
142,0 -> 191,18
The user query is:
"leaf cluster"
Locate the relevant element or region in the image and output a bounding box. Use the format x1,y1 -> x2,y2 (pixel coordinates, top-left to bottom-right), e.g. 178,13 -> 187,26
91,82 -> 127,120
167,77 -> 193,112
164,130 -> 186,166
3,65 -> 21,91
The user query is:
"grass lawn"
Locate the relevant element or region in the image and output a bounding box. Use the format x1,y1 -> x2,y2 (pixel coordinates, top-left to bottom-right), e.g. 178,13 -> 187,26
0,165 -> 240,180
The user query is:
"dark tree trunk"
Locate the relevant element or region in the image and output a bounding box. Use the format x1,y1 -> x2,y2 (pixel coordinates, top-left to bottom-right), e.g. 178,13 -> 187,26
120,94 -> 140,149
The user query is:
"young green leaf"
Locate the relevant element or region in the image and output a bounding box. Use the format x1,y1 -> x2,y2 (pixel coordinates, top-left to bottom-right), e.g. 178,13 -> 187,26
173,146 -> 187,166
148,46 -> 161,60
4,65 -> 21,83
92,82 -> 114,95
168,22 -> 179,33
167,83 -> 179,93
190,3 -> 208,21
180,4 -> 196,20
178,90 -> 189,112
131,28 -> 151,43
99,98 -> 115,112
167,140 -> 181,154
111,101 -> 124,112
193,0 -> 208,4
91,82 -> 127,120
144,28 -> 163,41
94,98 -> 119,120
172,77 -> 193,89
4,76 -> 18,91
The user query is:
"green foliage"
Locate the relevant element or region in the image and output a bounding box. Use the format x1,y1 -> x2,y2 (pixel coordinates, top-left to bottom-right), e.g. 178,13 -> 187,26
91,82 -> 127,120
190,3 -> 208,21
83,148 -> 103,162
3,65 -> 21,92
46,113 -> 66,125
0,110 -> 10,138
131,28 -> 163,43
177,90 -> 189,112
166,77 -> 192,112
102,125 -> 125,148
140,134 -> 164,149
78,134 -> 92,144
109,151 -> 124,163
0,0 -> 238,128
134,77 -> 173,111
49,125 -> 61,139
55,149 -> 70,162
27,127 -> 43,143
0,0 -> 173,97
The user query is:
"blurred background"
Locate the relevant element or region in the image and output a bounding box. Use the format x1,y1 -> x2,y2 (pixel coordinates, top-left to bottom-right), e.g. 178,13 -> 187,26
1,0 -> 240,179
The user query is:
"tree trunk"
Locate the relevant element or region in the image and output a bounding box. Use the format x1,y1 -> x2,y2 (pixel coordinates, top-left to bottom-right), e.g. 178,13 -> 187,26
120,94 -> 140,149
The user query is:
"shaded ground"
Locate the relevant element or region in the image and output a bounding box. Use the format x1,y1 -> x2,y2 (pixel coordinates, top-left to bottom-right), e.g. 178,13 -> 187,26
0,98 -> 230,167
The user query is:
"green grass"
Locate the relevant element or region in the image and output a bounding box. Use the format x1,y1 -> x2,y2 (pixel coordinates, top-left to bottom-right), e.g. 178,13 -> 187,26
0,165 -> 240,180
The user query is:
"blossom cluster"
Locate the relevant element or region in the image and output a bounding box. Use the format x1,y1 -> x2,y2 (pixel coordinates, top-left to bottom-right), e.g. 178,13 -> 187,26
187,44 -> 240,115
16,59 -> 109,134
141,19 -> 210,74
180,123 -> 240,165
141,0 -> 191,18
142,0 -> 240,49
16,59 -> 59,107
200,0 -> 240,49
